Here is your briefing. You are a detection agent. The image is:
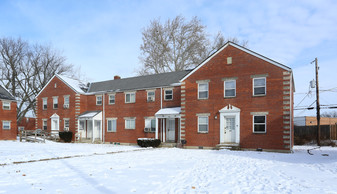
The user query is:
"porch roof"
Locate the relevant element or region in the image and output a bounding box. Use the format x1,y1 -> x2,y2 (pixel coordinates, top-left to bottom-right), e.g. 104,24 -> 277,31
78,111 -> 101,119
155,107 -> 181,118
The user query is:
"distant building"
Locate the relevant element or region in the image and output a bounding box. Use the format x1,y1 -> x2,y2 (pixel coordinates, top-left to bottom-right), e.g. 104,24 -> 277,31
18,117 -> 36,132
0,85 -> 17,140
294,116 -> 337,126
35,41 -> 295,152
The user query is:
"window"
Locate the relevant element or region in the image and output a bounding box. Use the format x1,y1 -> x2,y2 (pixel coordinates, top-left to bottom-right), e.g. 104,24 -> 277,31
224,80 -> 236,97
42,98 -> 47,110
253,115 -> 266,133
64,119 -> 70,131
2,101 -> 10,110
107,118 -> 117,132
253,77 -> 266,96
125,118 -> 135,129
198,116 -> 209,133
145,118 -> 156,132
18,126 -> 25,132
43,120 -> 47,131
64,96 -> 69,108
96,95 -> 102,105
2,121 -> 10,130
147,91 -> 155,102
164,89 -> 173,100
53,97 -> 58,109
125,92 -> 135,103
109,94 -> 115,104
198,83 -> 208,99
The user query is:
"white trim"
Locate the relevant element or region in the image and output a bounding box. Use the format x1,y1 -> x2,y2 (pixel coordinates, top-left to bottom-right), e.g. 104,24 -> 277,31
197,115 -> 209,133
2,120 -> 11,130
147,90 -> 155,102
224,80 -> 236,98
0,84 -> 16,100
180,41 -> 291,82
164,89 -> 173,101
107,118 -> 117,132
96,95 -> 102,105
124,117 -> 136,129
125,92 -> 136,103
2,101 -> 11,110
252,114 -> 267,133
108,94 -> 115,104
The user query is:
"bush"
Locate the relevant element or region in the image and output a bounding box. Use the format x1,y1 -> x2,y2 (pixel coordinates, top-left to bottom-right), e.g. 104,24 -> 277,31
137,138 -> 161,147
59,131 -> 73,143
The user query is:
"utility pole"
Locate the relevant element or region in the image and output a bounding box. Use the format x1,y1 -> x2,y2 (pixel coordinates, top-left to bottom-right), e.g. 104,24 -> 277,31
313,58 -> 321,146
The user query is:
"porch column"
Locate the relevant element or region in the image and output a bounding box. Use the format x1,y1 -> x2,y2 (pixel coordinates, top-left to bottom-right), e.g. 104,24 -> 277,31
162,118 -> 166,143
92,119 -> 95,143
178,118 -> 181,142
77,119 -> 80,142
155,117 -> 159,139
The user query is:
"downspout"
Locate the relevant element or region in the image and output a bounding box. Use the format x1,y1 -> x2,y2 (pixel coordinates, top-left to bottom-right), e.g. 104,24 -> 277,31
160,87 -> 163,109
290,72 -> 293,152
102,92 -> 105,144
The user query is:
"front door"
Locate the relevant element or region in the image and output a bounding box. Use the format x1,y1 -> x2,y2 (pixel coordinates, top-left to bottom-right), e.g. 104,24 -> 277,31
224,116 -> 236,143
166,119 -> 175,142
87,120 -> 93,139
51,118 -> 59,131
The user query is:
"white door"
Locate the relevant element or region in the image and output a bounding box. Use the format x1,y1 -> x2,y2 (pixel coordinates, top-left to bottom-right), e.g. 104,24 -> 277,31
224,117 -> 236,143
94,120 -> 101,140
166,119 -> 175,142
51,119 -> 59,131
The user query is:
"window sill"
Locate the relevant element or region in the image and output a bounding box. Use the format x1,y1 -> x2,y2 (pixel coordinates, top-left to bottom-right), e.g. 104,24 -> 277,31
253,94 -> 266,97
253,131 -> 266,134
198,131 -> 208,134
107,131 -> 117,133
164,99 -> 173,101
224,96 -> 236,99
96,104 -> 102,106
125,128 -> 135,130
198,98 -> 208,100
108,103 -> 115,105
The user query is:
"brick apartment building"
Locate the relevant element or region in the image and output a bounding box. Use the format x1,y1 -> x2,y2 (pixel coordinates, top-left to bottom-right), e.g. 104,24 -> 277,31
0,85 -> 17,140
35,42 -> 295,152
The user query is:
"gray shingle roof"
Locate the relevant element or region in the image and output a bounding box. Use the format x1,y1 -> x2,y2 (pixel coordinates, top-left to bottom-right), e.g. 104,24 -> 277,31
0,85 -> 15,100
88,70 -> 192,93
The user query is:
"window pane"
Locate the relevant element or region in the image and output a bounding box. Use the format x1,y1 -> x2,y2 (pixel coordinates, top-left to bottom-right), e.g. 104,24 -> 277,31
199,83 -> 208,91
151,119 -> 156,129
199,124 -> 208,132
199,117 -> 208,124
254,116 -> 265,123
254,124 -> 266,132
112,120 -> 116,132
254,87 -> 266,95
126,94 -> 130,102
131,94 -> 135,102
199,91 -> 208,99
254,78 -> 265,87
225,81 -> 235,89
225,89 -> 235,97
165,90 -> 172,95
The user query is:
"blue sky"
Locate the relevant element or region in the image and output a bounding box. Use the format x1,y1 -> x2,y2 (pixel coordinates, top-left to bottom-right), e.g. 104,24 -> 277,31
1,0 -> 337,116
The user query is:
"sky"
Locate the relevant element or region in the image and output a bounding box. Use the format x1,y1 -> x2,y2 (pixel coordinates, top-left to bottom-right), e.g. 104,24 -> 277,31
0,0 -> 336,116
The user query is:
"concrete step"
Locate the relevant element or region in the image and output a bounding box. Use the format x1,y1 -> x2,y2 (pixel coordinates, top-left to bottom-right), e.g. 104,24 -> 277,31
216,143 -> 240,150
159,142 -> 177,148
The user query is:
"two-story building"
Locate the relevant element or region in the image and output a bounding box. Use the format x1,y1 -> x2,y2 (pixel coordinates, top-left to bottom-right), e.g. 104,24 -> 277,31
0,85 -> 17,140
35,42 -> 294,152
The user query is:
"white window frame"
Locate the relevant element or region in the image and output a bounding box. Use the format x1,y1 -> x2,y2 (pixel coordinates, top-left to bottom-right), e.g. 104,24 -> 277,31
125,117 -> 136,129
198,116 -> 209,133
43,119 -> 48,131
109,94 -> 115,104
53,96 -> 58,109
2,121 -> 11,130
253,77 -> 266,96
147,90 -> 155,102
64,118 -> 70,130
253,115 -> 267,133
2,101 -> 10,110
198,82 -> 209,99
18,126 -> 25,131
164,89 -> 173,101
96,95 -> 102,105
107,118 -> 117,132
144,118 -> 156,132
125,92 -> 136,103
224,80 -> 236,98
42,98 -> 47,110
63,95 -> 70,106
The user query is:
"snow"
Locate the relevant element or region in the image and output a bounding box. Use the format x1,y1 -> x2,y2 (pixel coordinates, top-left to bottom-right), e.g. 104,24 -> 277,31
155,107 -> 181,116
0,141 -> 337,193
57,74 -> 86,94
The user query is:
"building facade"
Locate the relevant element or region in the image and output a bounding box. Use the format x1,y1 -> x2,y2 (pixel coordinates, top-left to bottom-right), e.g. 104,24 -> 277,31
0,85 -> 17,140
35,42 -> 295,152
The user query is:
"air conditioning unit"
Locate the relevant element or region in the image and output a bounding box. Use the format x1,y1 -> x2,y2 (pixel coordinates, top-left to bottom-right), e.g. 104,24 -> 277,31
144,128 -> 150,132
63,104 -> 69,109
64,127 -> 69,131
147,96 -> 155,102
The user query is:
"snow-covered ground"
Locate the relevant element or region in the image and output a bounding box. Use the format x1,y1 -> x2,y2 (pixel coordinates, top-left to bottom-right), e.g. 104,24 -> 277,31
0,140 -> 336,194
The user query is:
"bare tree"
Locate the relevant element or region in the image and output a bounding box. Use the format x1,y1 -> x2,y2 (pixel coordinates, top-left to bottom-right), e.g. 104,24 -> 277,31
0,37 -> 75,121
321,111 -> 337,118
138,15 -> 248,75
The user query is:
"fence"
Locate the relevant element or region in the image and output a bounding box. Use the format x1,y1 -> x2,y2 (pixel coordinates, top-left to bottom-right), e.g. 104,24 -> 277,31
294,125 -> 337,143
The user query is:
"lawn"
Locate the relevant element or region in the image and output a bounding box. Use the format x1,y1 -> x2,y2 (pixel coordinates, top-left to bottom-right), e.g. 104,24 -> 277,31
0,140 -> 336,193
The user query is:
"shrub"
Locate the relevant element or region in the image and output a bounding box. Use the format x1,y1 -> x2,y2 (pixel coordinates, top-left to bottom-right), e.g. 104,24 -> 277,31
59,131 -> 73,143
137,138 -> 161,148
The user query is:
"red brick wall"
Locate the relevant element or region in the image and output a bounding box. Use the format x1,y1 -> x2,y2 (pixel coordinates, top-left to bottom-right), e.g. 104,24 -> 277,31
182,45 -> 293,151
0,100 -> 17,140
18,117 -> 36,131
36,76 -> 78,135
104,87 -> 181,143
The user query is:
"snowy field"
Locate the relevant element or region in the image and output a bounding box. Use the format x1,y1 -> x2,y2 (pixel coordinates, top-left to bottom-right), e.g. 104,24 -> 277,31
0,140 -> 336,194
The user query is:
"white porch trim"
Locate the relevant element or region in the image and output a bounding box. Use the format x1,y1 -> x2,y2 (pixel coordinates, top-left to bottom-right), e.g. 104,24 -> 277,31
219,104 -> 240,144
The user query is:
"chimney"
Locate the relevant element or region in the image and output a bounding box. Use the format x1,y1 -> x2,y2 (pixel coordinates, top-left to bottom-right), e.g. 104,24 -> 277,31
114,75 -> 121,80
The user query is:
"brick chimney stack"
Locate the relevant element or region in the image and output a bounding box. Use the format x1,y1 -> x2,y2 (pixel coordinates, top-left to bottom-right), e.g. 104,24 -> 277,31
114,75 -> 121,80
